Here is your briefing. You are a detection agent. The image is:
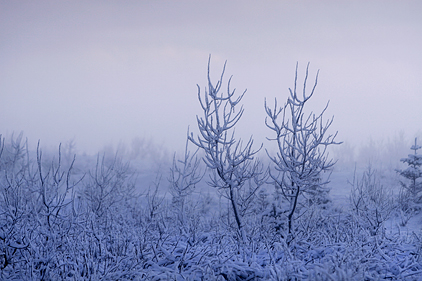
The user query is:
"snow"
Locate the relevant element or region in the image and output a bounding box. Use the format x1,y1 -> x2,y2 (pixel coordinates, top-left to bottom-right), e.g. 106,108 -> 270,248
2,134 -> 422,280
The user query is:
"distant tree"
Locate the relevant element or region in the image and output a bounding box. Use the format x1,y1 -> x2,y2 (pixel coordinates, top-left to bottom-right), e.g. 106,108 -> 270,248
264,63 -> 341,240
189,57 -> 265,249
396,138 -> 422,201
396,138 -> 422,224
349,165 -> 394,236
168,136 -> 203,226
82,152 -> 136,218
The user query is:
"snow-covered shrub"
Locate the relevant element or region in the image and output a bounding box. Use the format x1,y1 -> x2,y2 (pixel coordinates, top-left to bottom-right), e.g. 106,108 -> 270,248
0,134 -> 32,276
168,137 -> 203,227
349,165 -> 394,235
82,152 -> 136,218
0,135 -> 81,280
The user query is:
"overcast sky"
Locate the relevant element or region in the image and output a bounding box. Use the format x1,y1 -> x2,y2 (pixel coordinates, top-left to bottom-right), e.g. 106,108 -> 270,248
1,1 -> 422,154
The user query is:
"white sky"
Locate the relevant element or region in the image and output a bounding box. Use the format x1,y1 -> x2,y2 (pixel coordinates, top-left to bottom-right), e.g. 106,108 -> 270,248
1,1 -> 422,154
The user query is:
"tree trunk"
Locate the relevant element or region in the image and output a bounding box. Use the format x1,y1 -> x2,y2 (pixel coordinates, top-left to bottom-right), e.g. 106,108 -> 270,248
229,185 -> 247,249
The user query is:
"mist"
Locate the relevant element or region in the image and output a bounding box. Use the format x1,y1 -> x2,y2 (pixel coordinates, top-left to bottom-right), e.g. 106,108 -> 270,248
1,0 -> 422,156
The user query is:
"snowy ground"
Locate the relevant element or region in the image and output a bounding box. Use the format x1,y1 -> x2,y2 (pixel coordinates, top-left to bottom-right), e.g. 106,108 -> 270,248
2,138 -> 422,280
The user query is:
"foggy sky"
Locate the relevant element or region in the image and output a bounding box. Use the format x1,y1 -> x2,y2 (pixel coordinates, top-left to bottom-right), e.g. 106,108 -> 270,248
1,1 -> 422,154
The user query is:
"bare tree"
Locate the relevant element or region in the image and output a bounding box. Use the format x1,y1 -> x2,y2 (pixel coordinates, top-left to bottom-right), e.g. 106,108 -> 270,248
265,63 -> 341,239
0,136 -> 81,279
349,165 -> 394,235
168,135 -> 203,225
189,57 -> 264,248
147,173 -> 165,220
83,152 -> 136,218
0,134 -> 32,274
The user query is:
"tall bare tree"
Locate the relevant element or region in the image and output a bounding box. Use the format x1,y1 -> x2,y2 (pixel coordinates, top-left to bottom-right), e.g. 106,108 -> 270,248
189,57 -> 264,248
265,63 -> 341,239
